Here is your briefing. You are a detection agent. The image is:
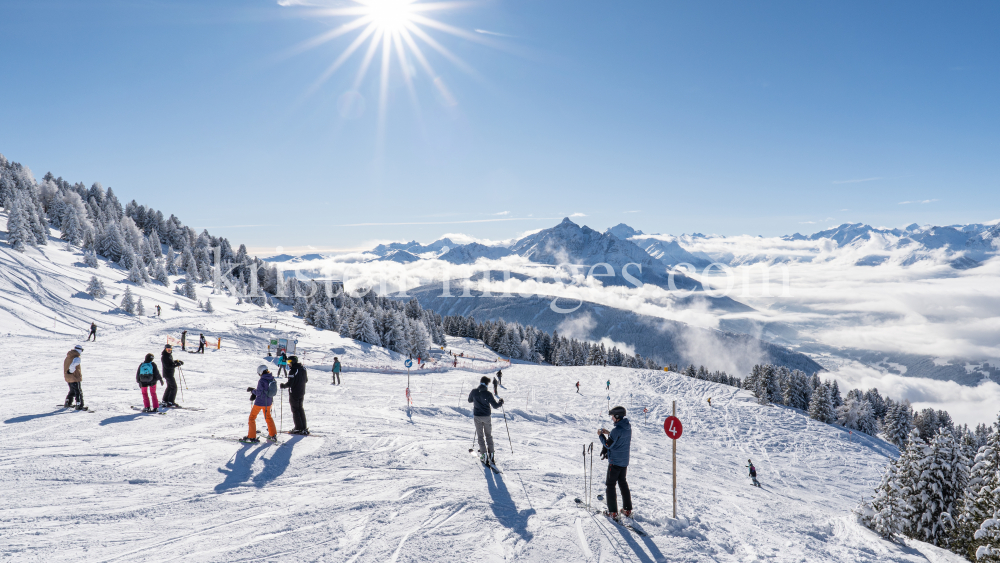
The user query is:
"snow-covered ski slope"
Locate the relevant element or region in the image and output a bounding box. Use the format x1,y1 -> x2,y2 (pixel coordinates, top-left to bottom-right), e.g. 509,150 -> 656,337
0,229 -> 964,562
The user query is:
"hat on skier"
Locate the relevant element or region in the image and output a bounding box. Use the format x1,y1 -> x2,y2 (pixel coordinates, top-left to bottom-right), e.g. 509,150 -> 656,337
74,345 -> 84,353
257,365 -> 270,376
287,355 -> 299,365
480,376 -> 490,384
609,406 -> 627,419
145,353 -> 154,362
165,344 -> 172,350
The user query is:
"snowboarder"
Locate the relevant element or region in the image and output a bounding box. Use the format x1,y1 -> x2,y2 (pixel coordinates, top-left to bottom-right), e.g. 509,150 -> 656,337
160,345 -> 182,407
86,322 -> 97,342
468,375 -> 504,465
276,351 -> 288,377
245,365 -> 278,443
496,369 -> 503,386
747,459 -> 760,487
181,330 -> 187,351
598,406 -> 633,522
331,357 -> 341,385
576,381 -> 580,393
280,356 -> 309,434
197,333 -> 206,354
136,353 -> 164,412
606,380 -> 611,391
63,345 -> 85,409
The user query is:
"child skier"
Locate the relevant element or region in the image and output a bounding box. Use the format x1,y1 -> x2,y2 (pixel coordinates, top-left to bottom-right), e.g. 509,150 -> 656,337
63,345 -> 85,409
245,365 -> 278,443
136,353 -> 164,412
747,459 -> 760,487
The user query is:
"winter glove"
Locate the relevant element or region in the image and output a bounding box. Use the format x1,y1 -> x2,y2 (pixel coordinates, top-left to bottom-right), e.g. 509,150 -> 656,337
279,383 -> 288,389
247,387 -> 255,393
498,399 -> 504,406
600,446 -> 609,460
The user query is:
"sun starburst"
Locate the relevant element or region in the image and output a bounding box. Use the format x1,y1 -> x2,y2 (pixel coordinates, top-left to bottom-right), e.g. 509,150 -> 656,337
285,0 -> 491,135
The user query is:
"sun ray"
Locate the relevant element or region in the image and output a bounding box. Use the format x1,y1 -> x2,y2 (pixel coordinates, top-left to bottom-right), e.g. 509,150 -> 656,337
304,22 -> 379,97
376,30 -> 393,146
284,16 -> 374,60
352,27 -> 386,91
402,20 -> 477,77
391,29 -> 422,116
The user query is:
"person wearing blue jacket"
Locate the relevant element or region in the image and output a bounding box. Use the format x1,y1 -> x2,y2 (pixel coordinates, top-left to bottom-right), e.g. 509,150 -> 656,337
468,376 -> 504,465
244,365 -> 278,443
598,405 -> 633,521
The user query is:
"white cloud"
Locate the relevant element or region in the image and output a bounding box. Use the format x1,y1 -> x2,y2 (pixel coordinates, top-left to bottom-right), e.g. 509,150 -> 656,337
569,213 -> 587,218
898,199 -> 939,205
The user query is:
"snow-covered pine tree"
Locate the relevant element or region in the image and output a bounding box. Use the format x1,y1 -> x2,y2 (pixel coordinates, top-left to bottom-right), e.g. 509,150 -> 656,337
4,193 -> 32,251
807,384 -> 836,423
868,460 -> 907,540
128,262 -> 145,285
120,287 -> 136,315
84,249 -> 99,268
165,246 -> 178,275
910,427 -> 968,547
352,310 -> 381,346
86,276 -> 106,298
172,301 -> 182,312
882,401 -> 915,448
954,416 -> 1000,559
205,298 -> 214,313
838,393 -> 878,435
137,297 -> 145,316
183,277 -> 197,301
764,365 -> 781,404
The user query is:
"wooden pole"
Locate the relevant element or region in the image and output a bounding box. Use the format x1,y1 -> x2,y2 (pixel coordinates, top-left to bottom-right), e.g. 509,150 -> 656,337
672,400 -> 677,519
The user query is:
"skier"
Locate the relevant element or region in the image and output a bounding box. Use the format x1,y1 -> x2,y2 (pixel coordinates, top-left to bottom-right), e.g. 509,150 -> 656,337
453,357 -> 458,368
197,333 -> 207,354
492,376 -> 500,396
747,459 -> 760,487
86,322 -> 97,342
63,345 -> 85,410
136,353 -> 164,412
276,351 -> 288,377
468,375 -> 504,466
331,357 -> 341,385
496,369 -> 503,387
707,397 -> 712,407
245,365 -> 278,443
280,356 -> 309,434
598,406 -> 633,522
160,345 -> 182,407
606,380 -> 611,391
155,305 -> 161,317
576,381 -> 580,393
181,330 -> 187,351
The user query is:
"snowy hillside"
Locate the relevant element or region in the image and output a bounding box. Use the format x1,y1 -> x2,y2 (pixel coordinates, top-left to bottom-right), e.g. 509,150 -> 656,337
0,225 -> 967,562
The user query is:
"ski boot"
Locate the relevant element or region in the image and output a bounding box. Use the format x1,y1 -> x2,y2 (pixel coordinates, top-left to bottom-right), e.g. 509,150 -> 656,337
603,510 -> 620,523
75,403 -> 85,411
240,437 -> 260,443
64,399 -> 73,408
621,509 -> 633,519
266,435 -> 278,442
479,452 -> 488,465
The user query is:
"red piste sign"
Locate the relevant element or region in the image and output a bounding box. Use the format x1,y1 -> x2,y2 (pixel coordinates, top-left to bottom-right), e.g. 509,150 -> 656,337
664,415 -> 683,440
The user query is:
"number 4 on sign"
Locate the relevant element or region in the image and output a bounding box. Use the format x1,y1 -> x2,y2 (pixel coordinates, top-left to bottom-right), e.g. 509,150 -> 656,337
664,416 -> 683,439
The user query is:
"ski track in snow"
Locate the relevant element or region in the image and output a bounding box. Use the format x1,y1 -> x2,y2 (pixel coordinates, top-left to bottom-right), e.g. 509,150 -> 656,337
0,236 -> 967,562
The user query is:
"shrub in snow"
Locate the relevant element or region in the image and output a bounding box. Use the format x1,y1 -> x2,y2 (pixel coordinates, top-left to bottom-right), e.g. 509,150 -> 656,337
205,298 -> 213,313
120,287 -> 136,315
172,301 -> 182,312
86,276 -> 106,298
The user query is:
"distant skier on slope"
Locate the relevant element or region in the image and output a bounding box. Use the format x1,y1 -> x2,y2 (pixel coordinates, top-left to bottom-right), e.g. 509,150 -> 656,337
155,305 -> 161,317
86,322 -> 97,342
747,459 -> 760,487
331,357 -> 341,385
496,369 -> 503,387
136,353 -> 164,412
492,376 -> 500,396
280,356 -> 309,434
576,381 -> 580,393
707,397 -> 712,407
468,376 -> 504,466
63,345 -> 85,410
197,333 -> 207,354
245,365 -> 278,443
598,406 -> 633,522
606,380 -> 611,391
276,351 -> 288,377
181,330 -> 187,351
160,345 -> 182,407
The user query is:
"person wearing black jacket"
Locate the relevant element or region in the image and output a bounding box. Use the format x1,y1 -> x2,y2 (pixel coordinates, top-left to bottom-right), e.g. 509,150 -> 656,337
280,355 -> 309,434
468,376 -> 503,465
160,345 -> 183,407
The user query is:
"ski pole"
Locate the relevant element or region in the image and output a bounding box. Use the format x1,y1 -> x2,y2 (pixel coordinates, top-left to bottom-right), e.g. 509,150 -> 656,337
501,404 -> 513,455
588,442 -> 594,510
279,387 -> 284,434
582,445 -> 587,508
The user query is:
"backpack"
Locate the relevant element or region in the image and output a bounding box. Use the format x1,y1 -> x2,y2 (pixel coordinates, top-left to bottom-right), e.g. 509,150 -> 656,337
138,362 -> 156,384
265,378 -> 278,398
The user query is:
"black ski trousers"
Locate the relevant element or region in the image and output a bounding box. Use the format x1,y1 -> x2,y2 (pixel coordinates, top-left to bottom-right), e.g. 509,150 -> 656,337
289,393 -> 307,431
162,375 -> 178,404
605,464 -> 632,514
65,382 -> 83,405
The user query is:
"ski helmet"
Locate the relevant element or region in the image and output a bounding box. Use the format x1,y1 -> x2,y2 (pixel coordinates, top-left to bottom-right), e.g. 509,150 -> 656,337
257,365 -> 270,376
288,355 -> 299,365
609,406 -> 627,419
145,353 -> 154,362
74,345 -> 84,353
480,376 -> 490,384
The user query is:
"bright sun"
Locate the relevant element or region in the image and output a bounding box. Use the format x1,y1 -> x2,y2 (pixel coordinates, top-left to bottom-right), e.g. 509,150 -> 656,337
285,0 -> 494,132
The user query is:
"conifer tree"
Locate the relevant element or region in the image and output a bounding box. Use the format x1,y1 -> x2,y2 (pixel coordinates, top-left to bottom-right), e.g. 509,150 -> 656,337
128,262 -> 145,285
955,416 -> 1000,559
808,384 -> 835,423
5,193 -> 31,251
86,276 -> 106,298
205,298 -> 214,313
183,277 -> 197,301
120,287 -> 136,315
172,301 -> 182,312
84,248 -> 99,268
137,297 -> 145,316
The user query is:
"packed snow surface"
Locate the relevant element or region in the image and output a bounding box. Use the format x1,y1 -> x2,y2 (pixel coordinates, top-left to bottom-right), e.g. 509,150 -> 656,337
0,239 -> 963,561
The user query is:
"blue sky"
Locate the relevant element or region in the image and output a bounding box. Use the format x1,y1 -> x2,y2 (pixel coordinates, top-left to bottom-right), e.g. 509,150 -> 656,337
1,0 -> 998,252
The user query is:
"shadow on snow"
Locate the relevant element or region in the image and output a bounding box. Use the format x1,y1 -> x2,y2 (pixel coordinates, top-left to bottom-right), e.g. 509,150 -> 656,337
214,436 -> 301,493
482,464 -> 535,542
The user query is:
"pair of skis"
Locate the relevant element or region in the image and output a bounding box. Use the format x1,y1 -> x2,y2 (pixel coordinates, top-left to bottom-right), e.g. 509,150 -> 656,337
574,442 -> 647,536
469,449 -> 501,474
55,405 -> 93,412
